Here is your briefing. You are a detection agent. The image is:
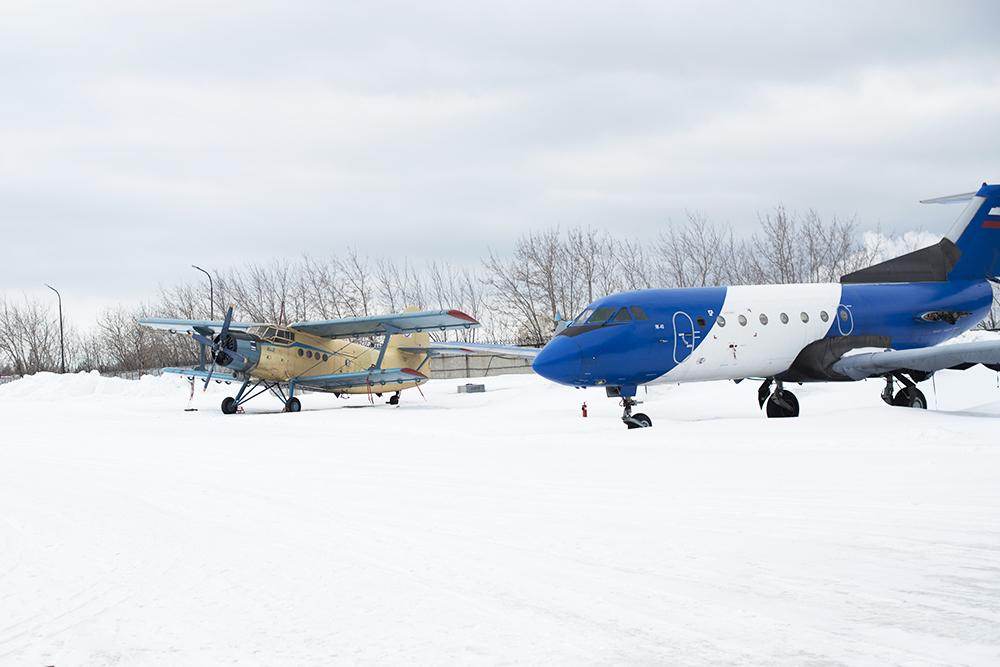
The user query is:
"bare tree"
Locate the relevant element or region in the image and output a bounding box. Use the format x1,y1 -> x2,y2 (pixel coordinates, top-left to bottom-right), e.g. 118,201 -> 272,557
0,295 -> 60,375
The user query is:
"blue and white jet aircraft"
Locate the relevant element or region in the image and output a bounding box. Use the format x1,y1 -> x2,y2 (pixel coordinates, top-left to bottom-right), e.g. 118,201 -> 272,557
525,183 -> 1000,427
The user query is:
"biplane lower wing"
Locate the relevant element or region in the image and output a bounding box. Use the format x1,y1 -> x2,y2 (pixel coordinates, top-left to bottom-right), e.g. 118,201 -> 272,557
162,367 -> 240,382
295,367 -> 429,392
831,340 -> 1000,380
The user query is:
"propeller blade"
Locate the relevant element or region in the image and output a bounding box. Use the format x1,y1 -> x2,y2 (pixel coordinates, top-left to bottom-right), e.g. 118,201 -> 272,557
203,355 -> 218,391
219,303 -> 235,341
190,332 -> 216,349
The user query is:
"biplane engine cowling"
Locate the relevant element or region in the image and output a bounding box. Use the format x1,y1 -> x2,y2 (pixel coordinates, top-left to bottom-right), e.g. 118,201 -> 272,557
213,331 -> 261,374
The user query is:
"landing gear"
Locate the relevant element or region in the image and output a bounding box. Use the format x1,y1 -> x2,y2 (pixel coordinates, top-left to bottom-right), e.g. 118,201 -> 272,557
765,390 -> 799,418
284,397 -> 301,412
881,372 -> 928,410
759,378 -> 799,418
221,396 -> 238,414
388,391 -> 400,405
621,396 -> 652,429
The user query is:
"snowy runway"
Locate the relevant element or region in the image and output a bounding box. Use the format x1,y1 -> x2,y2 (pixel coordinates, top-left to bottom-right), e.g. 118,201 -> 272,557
2,369 -> 999,665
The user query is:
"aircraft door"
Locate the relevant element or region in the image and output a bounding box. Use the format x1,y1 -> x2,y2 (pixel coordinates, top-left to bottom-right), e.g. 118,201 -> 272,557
673,311 -> 698,364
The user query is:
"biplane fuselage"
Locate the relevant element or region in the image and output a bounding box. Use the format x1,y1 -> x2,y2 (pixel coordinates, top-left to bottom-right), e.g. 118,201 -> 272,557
242,324 -> 428,394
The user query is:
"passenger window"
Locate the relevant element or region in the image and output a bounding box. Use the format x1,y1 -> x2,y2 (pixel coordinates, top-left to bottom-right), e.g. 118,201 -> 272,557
298,348 -> 304,357
696,316 -> 706,328
738,315 -> 747,326
612,308 -> 632,323
759,314 -> 768,325
630,307 -> 648,320
717,316 -> 726,327
839,310 -> 849,321
800,312 -> 809,323
586,308 -> 617,324
820,311 -> 829,322
307,350 -> 313,359
780,313 -> 789,324
322,354 -> 328,362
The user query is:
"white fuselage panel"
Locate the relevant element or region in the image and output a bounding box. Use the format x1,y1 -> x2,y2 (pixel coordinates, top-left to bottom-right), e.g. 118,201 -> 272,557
654,283 -> 843,383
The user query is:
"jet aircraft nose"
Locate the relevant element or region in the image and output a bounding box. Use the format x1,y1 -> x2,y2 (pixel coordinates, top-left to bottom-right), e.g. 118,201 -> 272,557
532,335 -> 583,385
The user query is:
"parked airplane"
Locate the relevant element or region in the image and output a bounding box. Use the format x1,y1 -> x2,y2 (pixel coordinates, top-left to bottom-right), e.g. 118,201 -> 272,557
528,183 -> 1000,427
139,307 -> 480,413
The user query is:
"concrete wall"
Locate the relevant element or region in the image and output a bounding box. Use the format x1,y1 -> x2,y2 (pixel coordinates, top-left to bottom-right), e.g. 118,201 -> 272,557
429,354 -> 535,379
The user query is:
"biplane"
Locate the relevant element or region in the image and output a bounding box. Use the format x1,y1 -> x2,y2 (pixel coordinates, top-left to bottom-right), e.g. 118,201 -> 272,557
139,307 -> 481,413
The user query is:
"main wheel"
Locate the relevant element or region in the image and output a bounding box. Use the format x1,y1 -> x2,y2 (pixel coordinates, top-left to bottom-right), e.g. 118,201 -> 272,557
766,391 -> 799,418
221,397 -> 238,414
626,413 -> 652,429
285,397 -> 301,412
388,394 -> 400,405
892,387 -> 926,409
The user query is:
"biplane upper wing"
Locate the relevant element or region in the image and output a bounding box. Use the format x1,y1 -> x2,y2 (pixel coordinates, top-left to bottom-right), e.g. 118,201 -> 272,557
138,318 -> 263,337
832,340 -> 1000,380
295,367 -> 428,391
289,309 -> 479,339
397,341 -> 541,360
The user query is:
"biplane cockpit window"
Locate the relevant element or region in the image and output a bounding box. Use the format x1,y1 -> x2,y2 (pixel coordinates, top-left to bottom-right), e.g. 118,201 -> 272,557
265,327 -> 277,340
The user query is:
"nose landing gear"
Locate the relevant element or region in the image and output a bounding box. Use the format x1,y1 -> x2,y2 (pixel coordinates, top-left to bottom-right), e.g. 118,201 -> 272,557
621,396 -> 652,429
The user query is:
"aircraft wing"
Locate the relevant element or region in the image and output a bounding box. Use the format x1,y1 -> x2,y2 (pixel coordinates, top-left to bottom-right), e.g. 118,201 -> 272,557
162,367 -> 241,382
289,309 -> 479,339
295,367 -> 429,391
397,341 -> 541,360
832,340 -> 1000,380
138,318 -> 262,336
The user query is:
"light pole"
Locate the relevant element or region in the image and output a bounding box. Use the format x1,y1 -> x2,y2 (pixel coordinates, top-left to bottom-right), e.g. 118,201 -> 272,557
44,284 -> 66,373
191,265 -> 214,320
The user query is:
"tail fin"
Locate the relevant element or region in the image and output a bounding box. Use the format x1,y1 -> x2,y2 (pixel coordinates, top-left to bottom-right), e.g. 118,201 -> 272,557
941,183 -> 1000,281
841,183 -> 1000,284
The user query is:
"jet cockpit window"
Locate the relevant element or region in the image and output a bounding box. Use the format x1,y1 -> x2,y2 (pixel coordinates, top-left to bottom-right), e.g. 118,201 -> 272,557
572,309 -> 596,326
612,308 -> 632,323
630,307 -> 648,320
586,308 -> 617,324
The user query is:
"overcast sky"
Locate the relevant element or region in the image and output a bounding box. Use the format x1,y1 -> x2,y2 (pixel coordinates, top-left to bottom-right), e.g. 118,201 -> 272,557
3,0 -> 999,325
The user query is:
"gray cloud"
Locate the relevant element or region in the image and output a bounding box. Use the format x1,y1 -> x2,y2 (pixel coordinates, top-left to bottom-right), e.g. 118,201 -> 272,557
2,0 -> 999,323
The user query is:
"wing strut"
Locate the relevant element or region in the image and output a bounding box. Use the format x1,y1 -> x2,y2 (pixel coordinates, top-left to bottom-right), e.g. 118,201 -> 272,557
373,324 -> 402,370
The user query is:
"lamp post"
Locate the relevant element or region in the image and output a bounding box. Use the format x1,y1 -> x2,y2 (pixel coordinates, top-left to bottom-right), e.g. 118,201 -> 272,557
44,284 -> 66,373
191,265 -> 214,320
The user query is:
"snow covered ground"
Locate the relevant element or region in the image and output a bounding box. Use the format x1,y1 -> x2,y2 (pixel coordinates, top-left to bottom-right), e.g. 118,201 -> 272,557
2,364 -> 1000,666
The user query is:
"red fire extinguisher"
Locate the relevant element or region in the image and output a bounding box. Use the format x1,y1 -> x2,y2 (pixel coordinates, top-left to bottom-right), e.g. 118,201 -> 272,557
582,402 -> 588,417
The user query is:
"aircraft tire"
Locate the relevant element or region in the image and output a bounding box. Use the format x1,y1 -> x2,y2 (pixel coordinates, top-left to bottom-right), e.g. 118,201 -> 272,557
221,397 -> 238,414
892,387 -> 926,409
285,397 -> 301,413
626,413 -> 652,429
765,391 -> 799,418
